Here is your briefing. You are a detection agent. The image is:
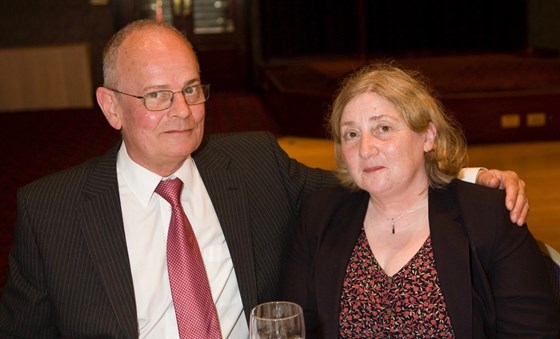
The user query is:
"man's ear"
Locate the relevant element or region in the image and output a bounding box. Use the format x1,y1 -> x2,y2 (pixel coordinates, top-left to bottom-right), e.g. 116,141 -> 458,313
96,87 -> 122,130
423,122 -> 437,152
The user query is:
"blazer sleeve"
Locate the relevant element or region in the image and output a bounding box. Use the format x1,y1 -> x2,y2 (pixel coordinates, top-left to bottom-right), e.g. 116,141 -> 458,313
453,181 -> 560,338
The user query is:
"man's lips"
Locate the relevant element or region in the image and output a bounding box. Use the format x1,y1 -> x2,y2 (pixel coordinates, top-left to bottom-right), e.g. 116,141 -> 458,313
163,127 -> 194,134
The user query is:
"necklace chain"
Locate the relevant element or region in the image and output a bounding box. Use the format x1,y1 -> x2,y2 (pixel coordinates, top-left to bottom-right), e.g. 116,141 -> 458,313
382,198 -> 428,234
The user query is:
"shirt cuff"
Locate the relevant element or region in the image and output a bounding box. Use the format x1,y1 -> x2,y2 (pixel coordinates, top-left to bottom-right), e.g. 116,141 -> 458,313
458,167 -> 486,183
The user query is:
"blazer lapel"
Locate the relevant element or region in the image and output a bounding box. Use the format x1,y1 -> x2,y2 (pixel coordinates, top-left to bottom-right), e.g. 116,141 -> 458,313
429,187 -> 472,339
310,187 -> 472,338
78,144 -> 138,338
193,141 -> 258,319
315,191 -> 369,337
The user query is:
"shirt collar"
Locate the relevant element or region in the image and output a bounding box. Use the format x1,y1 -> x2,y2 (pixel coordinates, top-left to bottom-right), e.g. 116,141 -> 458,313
117,142 -> 195,207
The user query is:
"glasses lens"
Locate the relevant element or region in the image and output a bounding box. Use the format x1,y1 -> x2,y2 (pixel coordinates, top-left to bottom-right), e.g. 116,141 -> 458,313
142,85 -> 210,110
144,90 -> 174,111
184,85 -> 210,105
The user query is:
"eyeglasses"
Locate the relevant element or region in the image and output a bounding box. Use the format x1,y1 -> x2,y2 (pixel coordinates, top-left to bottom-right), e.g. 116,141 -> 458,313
107,84 -> 210,111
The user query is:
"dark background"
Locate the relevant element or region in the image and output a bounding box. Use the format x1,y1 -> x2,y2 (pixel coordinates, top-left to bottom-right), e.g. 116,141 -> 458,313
1,0 -> 557,89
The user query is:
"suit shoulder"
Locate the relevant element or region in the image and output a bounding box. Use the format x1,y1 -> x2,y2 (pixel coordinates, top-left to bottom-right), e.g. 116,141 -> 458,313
198,131 -> 291,166
448,179 -> 505,209
206,130 -> 275,146
304,186 -> 366,212
19,159 -> 96,194
197,131 -> 277,157
19,151 -> 111,200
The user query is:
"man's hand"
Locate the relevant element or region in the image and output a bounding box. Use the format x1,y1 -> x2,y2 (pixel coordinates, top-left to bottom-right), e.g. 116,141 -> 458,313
476,169 -> 528,226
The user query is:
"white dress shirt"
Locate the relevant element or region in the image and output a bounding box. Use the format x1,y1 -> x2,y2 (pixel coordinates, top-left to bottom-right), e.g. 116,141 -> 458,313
116,143 -> 249,338
457,167 -> 483,184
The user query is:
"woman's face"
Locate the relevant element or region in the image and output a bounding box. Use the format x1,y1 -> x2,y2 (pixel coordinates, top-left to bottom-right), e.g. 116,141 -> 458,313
340,92 -> 435,199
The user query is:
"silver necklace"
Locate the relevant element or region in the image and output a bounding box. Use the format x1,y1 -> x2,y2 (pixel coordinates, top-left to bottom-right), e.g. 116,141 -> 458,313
384,199 -> 428,234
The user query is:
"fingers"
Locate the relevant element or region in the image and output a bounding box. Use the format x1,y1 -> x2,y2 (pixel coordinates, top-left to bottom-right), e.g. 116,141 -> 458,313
476,169 -> 501,188
508,178 -> 528,226
512,200 -> 530,226
481,169 -> 529,226
500,171 -> 523,206
500,170 -> 528,225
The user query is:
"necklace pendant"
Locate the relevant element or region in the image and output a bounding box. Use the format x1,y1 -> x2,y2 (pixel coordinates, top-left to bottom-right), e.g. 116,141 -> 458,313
391,219 -> 396,234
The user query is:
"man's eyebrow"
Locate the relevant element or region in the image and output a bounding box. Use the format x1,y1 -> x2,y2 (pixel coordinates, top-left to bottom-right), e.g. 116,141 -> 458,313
185,79 -> 201,86
142,78 -> 201,92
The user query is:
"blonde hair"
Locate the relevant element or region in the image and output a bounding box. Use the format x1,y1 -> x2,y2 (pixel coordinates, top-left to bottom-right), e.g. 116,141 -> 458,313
327,62 -> 468,190
102,19 -> 198,89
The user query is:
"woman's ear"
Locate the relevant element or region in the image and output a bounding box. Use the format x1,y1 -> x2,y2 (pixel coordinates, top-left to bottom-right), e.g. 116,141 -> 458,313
423,122 -> 437,152
96,87 -> 122,130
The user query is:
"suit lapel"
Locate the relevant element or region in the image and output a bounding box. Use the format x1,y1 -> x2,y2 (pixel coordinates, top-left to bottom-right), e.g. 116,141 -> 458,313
193,140 -> 258,319
78,144 -> 138,338
429,187 -> 472,339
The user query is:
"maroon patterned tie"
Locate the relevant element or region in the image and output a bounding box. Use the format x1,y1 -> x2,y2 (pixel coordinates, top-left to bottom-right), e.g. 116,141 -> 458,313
155,178 -> 222,338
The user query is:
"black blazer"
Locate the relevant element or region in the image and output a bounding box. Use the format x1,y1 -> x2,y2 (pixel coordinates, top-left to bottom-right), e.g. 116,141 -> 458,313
282,180 -> 560,338
0,131 -> 337,338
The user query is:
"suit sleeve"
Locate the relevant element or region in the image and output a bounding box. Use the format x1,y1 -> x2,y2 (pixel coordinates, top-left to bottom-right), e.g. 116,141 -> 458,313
267,132 -> 338,209
0,189 -> 58,337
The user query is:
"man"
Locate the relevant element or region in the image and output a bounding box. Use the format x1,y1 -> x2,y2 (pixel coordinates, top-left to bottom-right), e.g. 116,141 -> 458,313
0,20 -> 528,338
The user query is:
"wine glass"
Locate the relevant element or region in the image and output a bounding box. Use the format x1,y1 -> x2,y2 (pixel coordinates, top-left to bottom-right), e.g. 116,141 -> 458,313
249,301 -> 305,339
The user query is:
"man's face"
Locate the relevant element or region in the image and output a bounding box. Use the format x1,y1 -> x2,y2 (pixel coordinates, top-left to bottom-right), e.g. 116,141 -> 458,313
112,29 -> 205,175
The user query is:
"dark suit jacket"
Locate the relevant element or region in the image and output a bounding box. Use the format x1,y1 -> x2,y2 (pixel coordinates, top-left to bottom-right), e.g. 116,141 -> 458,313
282,180 -> 560,338
0,131 -> 337,338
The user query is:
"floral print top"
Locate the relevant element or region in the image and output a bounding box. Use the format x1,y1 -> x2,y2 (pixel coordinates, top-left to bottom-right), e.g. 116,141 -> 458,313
339,229 -> 455,338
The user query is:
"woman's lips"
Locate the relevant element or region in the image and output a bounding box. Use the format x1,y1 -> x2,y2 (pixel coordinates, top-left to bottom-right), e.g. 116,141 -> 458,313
363,165 -> 384,173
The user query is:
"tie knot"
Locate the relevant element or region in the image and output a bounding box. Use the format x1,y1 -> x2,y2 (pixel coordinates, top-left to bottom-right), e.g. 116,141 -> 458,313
155,178 -> 184,206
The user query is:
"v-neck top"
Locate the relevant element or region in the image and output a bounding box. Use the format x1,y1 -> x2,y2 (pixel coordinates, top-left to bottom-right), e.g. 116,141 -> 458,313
339,229 -> 455,338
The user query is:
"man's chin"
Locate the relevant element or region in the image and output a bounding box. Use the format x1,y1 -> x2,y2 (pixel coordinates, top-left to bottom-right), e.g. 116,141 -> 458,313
169,140 -> 202,157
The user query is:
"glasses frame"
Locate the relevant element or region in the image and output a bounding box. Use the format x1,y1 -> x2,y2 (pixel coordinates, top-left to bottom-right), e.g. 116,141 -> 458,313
107,84 -> 210,111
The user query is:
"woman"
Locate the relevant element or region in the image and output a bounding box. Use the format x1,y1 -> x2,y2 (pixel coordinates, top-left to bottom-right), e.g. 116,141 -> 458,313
281,63 -> 559,338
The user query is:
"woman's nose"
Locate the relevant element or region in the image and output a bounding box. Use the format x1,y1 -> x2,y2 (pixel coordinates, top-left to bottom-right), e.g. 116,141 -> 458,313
359,134 -> 379,158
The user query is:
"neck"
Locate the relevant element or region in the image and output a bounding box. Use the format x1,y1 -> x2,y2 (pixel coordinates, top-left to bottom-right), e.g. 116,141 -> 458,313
367,193 -> 429,235
369,189 -> 428,216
